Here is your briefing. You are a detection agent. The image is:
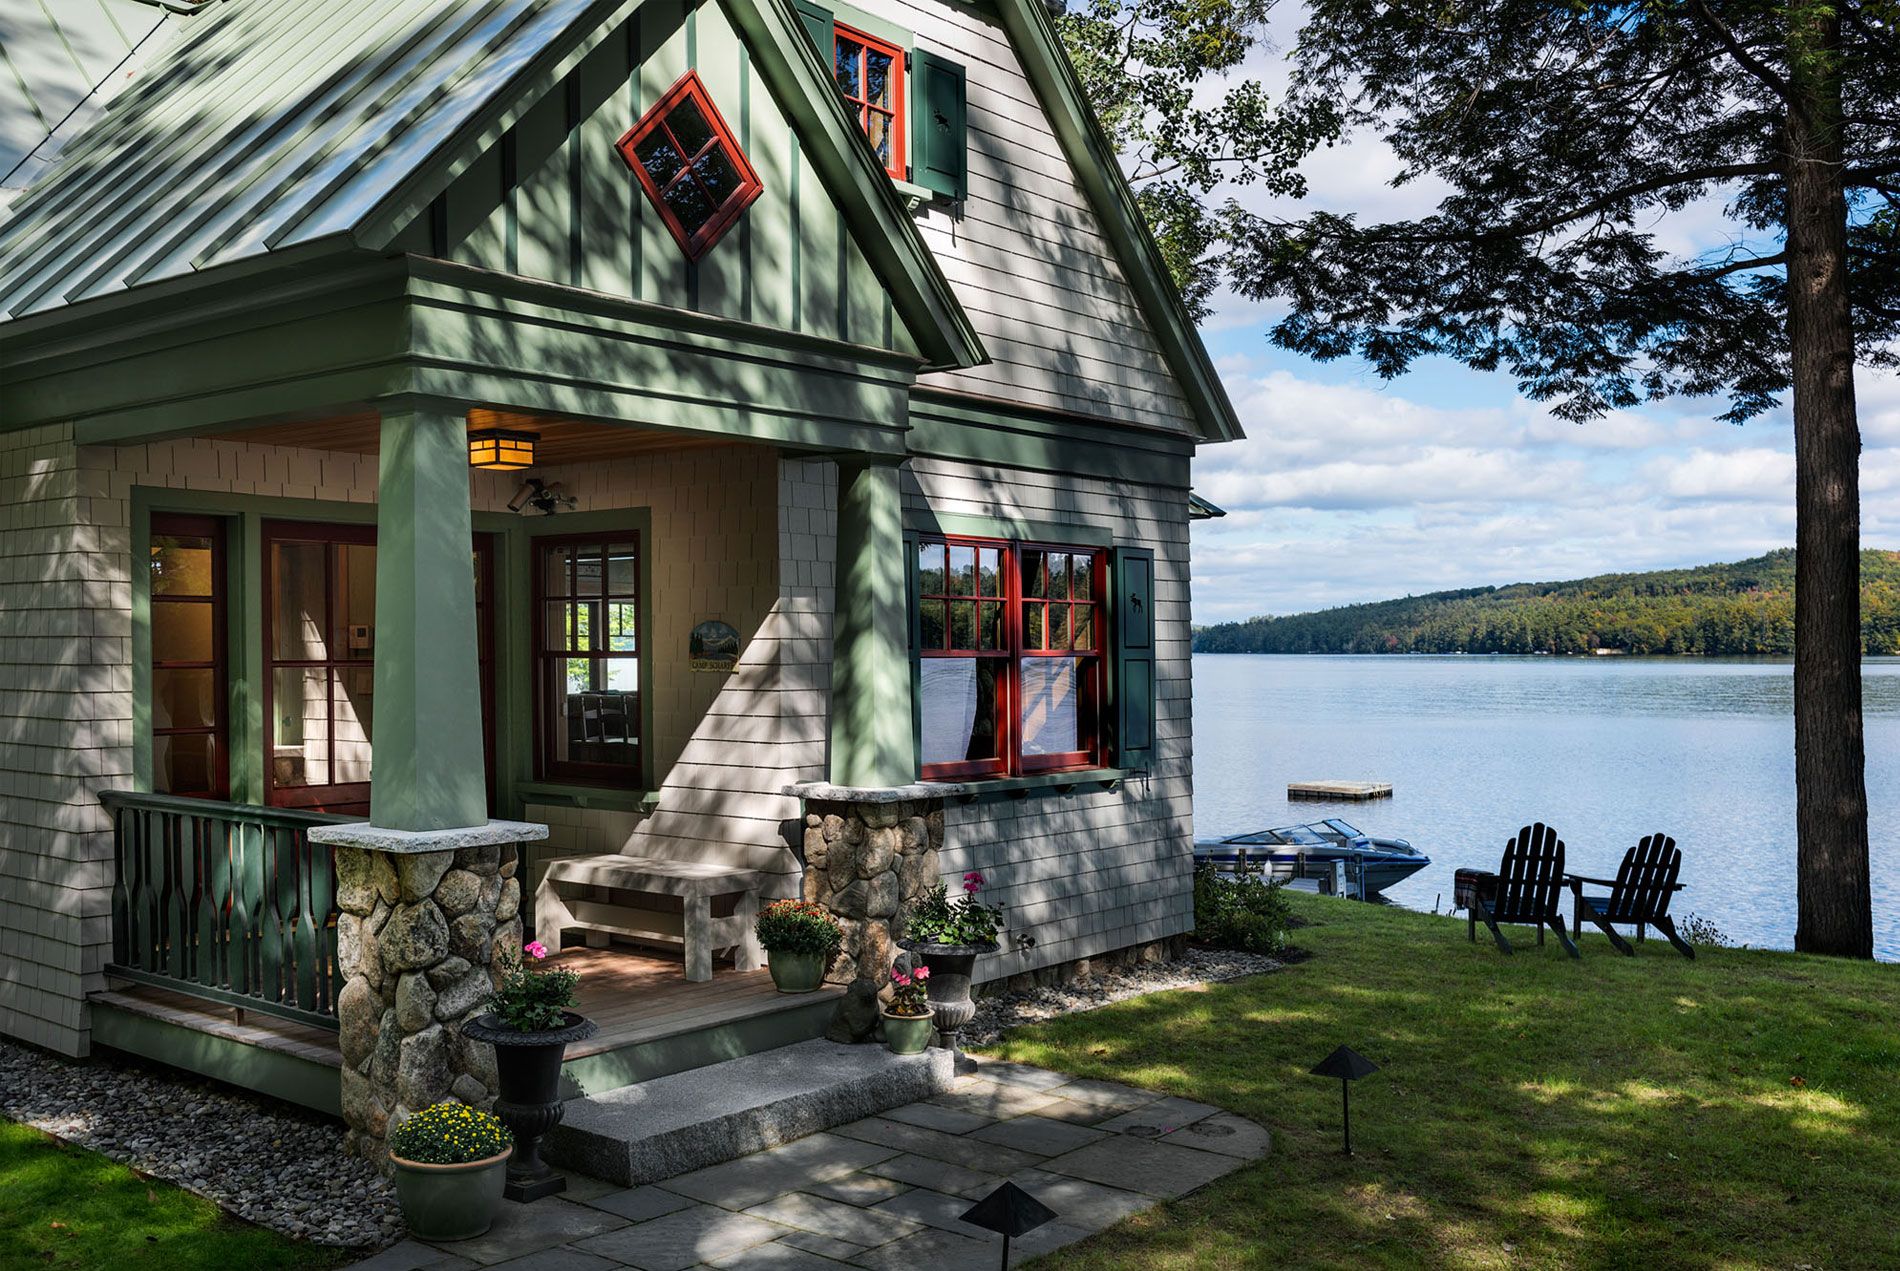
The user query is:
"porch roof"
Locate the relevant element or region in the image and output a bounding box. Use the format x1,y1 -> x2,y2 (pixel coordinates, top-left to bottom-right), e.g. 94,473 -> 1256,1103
0,0 -> 984,372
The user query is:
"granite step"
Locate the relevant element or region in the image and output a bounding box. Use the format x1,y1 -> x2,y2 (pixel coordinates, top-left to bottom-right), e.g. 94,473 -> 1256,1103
545,1039 -> 956,1186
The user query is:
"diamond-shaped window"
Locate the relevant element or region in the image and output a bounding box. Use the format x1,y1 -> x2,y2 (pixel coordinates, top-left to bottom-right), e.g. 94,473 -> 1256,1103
615,72 -> 763,263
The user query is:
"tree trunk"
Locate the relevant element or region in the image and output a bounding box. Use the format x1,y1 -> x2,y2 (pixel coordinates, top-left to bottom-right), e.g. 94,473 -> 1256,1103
1785,5 -> 1872,957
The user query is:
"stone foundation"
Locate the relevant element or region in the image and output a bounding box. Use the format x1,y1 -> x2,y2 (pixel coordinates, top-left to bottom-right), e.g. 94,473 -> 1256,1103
331,843 -> 524,1165
798,798 -> 945,986
980,934 -> 1191,996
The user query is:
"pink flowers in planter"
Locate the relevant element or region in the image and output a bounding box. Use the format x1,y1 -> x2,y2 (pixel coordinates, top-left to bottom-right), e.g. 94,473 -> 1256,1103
524,940 -> 549,960
963,872 -> 985,894
888,964 -> 931,1016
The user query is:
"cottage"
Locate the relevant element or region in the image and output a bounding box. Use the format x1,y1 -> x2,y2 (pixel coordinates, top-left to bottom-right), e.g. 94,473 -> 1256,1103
0,0 -> 1239,1157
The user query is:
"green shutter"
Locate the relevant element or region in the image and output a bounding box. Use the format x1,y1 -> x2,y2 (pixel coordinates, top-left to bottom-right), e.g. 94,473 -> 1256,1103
910,49 -> 967,201
1111,546 -> 1156,770
795,0 -> 834,58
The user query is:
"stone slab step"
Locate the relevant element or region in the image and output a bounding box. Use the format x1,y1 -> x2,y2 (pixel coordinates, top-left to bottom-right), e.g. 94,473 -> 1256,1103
545,1039 -> 955,1186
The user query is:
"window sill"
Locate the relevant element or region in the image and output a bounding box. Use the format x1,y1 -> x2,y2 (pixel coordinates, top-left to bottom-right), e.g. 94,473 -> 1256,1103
513,782 -> 657,815
934,768 -> 1128,802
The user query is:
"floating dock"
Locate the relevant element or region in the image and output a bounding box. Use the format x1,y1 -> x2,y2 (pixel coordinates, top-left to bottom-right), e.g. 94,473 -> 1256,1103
1288,780 -> 1393,802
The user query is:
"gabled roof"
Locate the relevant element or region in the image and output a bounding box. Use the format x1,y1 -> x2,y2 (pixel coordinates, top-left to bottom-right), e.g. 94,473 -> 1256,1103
989,0 -> 1243,445
0,0 -> 983,369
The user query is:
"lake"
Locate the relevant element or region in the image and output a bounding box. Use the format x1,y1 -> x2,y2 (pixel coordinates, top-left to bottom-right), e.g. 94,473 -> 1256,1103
1190,654 -> 1900,958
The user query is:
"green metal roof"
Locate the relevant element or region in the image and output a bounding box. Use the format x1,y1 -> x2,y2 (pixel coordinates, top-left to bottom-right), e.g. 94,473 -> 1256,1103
0,0 -> 627,320
0,0 -> 181,195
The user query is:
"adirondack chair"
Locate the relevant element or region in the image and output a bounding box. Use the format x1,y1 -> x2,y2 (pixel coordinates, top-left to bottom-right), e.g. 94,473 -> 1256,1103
1468,822 -> 1579,958
1567,833 -> 1692,958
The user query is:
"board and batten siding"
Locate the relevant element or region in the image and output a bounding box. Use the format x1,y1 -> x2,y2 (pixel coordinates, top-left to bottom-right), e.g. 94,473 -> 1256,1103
851,0 -> 1199,434
435,0 -> 913,359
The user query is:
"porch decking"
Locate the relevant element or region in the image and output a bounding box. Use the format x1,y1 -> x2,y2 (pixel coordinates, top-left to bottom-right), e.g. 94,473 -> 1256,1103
90,944 -> 842,1111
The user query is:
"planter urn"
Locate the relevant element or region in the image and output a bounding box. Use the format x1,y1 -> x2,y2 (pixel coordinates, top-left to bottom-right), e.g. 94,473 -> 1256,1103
766,948 -> 828,993
898,940 -> 997,1072
387,1147 -> 510,1241
460,1010 -> 599,1202
880,1007 -> 935,1055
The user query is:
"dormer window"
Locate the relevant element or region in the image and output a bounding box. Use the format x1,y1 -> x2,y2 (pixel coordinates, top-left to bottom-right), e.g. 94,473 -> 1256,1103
615,72 -> 763,262
833,24 -> 905,180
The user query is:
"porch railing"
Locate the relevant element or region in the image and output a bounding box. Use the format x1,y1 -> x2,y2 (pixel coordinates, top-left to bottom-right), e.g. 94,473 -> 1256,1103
102,790 -> 354,1030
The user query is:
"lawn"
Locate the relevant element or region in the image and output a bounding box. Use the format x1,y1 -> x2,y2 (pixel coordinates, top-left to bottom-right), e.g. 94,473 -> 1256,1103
989,894 -> 1900,1270
0,1121 -> 349,1271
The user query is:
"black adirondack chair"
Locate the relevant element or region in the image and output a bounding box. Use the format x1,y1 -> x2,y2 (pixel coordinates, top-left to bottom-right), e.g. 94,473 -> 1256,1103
1567,833 -> 1692,958
1468,823 -> 1579,958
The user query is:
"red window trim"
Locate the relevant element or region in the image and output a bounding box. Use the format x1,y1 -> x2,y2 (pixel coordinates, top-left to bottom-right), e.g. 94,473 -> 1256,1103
149,513 -> 229,801
614,71 -> 764,263
916,537 -> 1105,781
832,22 -> 907,181
531,532 -> 644,789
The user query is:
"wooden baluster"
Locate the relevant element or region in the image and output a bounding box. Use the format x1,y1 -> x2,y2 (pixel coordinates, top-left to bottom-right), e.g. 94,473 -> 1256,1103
262,826 -> 295,1009
229,819 -> 259,996
208,815 -> 233,991
141,809 -> 164,972
292,830 -> 319,1013
190,816 -> 213,987
309,838 -> 341,1016
111,805 -> 131,967
167,814 -> 191,982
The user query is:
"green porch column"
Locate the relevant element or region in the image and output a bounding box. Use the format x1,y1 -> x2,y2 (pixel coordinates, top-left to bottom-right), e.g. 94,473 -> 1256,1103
830,457 -> 917,788
370,404 -> 487,831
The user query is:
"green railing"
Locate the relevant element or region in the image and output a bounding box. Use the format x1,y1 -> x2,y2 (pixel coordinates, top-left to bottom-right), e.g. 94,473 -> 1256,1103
103,791 -> 354,1030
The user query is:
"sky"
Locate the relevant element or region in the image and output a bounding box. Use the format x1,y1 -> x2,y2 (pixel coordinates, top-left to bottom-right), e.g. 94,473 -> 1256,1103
1180,20 -> 1900,627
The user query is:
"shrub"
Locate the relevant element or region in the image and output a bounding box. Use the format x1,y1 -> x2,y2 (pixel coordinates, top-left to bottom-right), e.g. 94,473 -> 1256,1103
487,940 -> 580,1032
887,965 -> 931,1017
1193,864 -> 1292,955
903,873 -> 1008,947
386,1101 -> 512,1165
755,900 -> 844,956
1679,911 -> 1734,948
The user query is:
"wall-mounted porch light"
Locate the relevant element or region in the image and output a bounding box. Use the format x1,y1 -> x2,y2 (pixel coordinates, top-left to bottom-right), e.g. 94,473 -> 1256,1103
468,428 -> 537,471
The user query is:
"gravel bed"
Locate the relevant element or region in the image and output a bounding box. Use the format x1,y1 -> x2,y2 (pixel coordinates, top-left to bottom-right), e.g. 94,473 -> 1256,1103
963,946 -> 1281,1046
0,1036 -> 398,1248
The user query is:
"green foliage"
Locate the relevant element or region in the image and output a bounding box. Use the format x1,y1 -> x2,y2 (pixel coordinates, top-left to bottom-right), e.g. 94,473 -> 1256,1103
903,874 -> 1008,948
987,894 -> 1900,1267
888,964 -> 932,1016
0,1120 -> 345,1270
754,900 -> 843,956
1194,549 -> 1900,656
1056,0 -> 1309,318
1192,864 -> 1291,954
1219,0 -> 1900,423
385,1101 -> 512,1166
486,940 -> 580,1033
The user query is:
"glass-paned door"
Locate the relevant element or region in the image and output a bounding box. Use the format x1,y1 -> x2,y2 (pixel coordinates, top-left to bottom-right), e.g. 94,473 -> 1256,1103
149,514 -> 228,798
261,522 -> 495,815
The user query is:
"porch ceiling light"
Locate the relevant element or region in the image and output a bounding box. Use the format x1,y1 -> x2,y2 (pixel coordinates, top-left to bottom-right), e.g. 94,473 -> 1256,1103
469,428 -> 537,471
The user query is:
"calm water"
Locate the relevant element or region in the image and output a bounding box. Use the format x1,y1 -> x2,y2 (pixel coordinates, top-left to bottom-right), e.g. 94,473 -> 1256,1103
1191,654 -> 1900,958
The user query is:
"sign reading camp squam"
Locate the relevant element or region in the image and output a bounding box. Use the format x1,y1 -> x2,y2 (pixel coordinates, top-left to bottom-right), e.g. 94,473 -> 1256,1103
689,619 -> 741,672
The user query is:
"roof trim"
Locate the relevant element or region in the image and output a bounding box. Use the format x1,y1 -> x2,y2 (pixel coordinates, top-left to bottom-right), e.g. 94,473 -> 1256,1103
724,0 -> 986,372
989,0 -> 1243,444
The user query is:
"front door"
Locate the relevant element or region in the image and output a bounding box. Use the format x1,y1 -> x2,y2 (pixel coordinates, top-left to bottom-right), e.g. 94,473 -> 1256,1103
261,521 -> 495,815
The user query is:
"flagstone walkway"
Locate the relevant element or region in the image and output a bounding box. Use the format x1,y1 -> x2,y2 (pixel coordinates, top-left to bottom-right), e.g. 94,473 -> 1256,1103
350,1060 -> 1269,1270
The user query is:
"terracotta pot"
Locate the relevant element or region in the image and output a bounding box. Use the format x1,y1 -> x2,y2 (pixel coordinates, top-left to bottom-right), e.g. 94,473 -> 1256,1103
388,1147 -> 510,1241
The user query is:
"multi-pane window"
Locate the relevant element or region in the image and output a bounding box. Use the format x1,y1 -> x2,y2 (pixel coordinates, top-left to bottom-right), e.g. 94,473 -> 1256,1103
916,538 -> 1105,779
149,515 -> 227,799
833,24 -> 905,179
536,536 -> 642,785
616,71 -> 763,262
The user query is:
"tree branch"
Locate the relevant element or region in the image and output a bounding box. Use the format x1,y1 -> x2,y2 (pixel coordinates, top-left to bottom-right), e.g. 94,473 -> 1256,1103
1688,0 -> 1791,102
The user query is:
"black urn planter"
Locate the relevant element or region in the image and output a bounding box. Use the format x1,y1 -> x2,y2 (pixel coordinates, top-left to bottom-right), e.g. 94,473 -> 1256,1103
460,1011 -> 598,1202
898,940 -> 997,1074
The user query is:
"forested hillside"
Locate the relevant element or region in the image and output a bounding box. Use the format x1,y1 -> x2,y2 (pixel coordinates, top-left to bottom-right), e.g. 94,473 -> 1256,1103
1194,550 -> 1900,655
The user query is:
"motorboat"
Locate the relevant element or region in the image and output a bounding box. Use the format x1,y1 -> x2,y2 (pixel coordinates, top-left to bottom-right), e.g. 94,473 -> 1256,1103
1193,818 -> 1431,898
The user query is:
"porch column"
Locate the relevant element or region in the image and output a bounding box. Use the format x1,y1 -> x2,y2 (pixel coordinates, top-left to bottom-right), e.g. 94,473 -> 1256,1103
830,456 -> 917,788
370,403 -> 487,832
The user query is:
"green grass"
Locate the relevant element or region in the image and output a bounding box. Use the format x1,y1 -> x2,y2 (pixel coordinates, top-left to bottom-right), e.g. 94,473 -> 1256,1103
991,895 -> 1900,1270
0,1121 -> 349,1271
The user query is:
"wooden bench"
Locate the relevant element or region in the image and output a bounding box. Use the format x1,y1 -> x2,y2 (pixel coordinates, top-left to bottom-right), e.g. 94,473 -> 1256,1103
534,856 -> 766,982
